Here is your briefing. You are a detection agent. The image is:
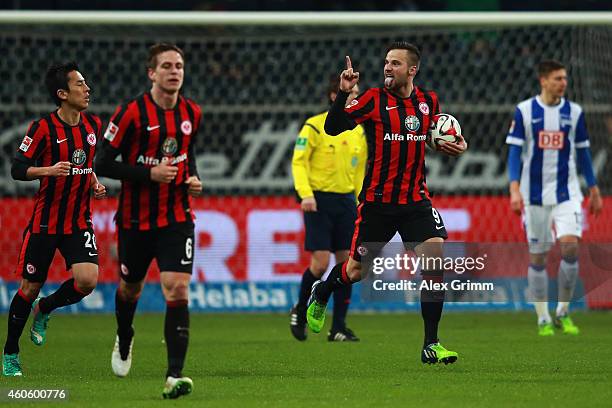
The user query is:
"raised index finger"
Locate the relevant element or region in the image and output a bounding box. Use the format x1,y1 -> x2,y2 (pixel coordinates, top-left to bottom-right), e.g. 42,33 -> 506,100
345,55 -> 352,70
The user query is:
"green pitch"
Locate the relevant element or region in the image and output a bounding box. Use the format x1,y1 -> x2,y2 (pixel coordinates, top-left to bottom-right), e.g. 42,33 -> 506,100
1,312 -> 612,407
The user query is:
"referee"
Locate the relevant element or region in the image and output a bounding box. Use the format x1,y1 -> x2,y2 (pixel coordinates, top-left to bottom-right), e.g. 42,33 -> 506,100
290,75 -> 367,342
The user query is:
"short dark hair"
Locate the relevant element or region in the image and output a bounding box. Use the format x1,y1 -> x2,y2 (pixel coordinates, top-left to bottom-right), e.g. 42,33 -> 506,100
386,41 -> 421,67
326,74 -> 340,103
147,43 -> 184,70
537,59 -> 565,78
45,62 -> 80,107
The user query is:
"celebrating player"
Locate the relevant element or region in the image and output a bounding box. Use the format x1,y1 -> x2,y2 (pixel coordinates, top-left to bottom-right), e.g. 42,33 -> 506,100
290,75 -> 367,342
506,59 -> 603,336
307,42 -> 467,364
95,43 -> 202,399
3,62 -> 106,377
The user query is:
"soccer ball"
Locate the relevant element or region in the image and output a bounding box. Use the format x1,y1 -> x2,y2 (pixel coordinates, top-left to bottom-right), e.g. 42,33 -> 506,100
427,113 -> 462,149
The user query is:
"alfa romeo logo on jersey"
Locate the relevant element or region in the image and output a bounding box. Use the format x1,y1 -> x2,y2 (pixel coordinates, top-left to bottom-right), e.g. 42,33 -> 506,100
405,115 -> 420,131
87,133 -> 96,146
72,149 -> 86,166
162,137 -> 178,156
181,120 -> 192,135
418,102 -> 430,115
357,245 -> 368,256
26,263 -> 36,274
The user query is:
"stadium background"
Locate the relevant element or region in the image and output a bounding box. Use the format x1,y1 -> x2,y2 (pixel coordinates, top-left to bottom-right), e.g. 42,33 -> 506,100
0,5 -> 611,313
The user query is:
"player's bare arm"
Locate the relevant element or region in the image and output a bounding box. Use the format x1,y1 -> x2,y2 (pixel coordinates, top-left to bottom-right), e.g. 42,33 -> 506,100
588,185 -> 603,216
509,180 -> 523,215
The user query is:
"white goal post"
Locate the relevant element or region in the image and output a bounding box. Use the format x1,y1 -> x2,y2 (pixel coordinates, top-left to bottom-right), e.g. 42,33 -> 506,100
1,10 -> 612,26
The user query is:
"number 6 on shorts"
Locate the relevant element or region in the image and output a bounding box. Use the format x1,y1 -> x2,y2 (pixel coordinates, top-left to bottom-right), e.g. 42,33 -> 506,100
185,237 -> 193,261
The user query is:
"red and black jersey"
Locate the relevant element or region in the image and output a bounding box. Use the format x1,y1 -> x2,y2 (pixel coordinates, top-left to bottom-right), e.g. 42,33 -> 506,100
343,87 -> 440,204
100,92 -> 202,231
13,111 -> 101,234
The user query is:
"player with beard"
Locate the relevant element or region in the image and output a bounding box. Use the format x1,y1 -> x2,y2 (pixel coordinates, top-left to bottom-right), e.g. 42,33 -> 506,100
307,42 -> 467,364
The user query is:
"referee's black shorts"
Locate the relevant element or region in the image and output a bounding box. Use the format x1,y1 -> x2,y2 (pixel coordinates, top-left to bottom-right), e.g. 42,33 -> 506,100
303,191 -> 357,252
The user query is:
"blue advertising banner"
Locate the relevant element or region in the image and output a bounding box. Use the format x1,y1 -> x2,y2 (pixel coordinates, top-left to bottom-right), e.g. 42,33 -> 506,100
0,279 -> 585,313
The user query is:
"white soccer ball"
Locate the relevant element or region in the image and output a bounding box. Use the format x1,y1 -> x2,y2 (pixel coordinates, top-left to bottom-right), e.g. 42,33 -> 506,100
427,113 -> 462,149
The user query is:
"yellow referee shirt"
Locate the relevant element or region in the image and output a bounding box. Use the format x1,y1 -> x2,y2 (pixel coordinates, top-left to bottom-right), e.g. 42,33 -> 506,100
292,111 -> 367,200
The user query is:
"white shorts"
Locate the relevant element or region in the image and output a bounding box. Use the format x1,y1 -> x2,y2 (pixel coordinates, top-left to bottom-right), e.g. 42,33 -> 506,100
523,200 -> 583,254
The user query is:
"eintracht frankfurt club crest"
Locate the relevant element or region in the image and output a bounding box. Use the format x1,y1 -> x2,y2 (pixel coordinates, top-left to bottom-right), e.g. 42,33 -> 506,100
181,120 -> 192,135
87,133 -> 97,146
418,102 -> 430,115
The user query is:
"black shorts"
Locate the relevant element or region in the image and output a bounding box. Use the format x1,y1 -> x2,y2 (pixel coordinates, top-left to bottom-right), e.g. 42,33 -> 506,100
118,222 -> 195,283
17,226 -> 99,283
350,200 -> 448,262
304,191 -> 357,252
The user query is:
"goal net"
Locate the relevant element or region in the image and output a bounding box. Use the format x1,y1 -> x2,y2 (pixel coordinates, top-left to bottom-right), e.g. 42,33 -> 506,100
0,14 -> 610,309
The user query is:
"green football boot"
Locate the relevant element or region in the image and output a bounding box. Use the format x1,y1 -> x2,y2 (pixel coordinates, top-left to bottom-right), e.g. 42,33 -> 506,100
30,298 -> 50,346
554,315 -> 580,335
422,342 -> 459,365
306,281 -> 327,333
538,322 -> 555,336
2,353 -> 23,376
162,376 -> 193,399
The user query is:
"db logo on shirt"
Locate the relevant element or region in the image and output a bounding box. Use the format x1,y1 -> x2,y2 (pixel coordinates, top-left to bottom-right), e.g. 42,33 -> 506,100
538,130 -> 564,150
